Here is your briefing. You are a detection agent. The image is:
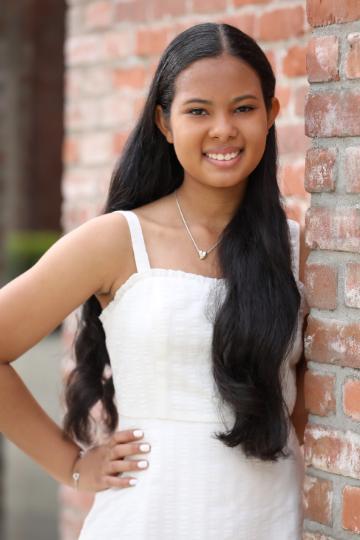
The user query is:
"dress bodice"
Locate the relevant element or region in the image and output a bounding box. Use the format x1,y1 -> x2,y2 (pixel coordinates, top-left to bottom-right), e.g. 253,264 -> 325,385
99,211 -> 307,423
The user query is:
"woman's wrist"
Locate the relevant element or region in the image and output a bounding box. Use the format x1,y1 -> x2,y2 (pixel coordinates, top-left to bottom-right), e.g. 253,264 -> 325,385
70,447 -> 86,490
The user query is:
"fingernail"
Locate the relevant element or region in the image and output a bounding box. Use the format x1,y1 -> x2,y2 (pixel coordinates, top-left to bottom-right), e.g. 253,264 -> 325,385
137,460 -> 148,469
129,478 -> 137,486
133,430 -> 143,438
139,444 -> 150,452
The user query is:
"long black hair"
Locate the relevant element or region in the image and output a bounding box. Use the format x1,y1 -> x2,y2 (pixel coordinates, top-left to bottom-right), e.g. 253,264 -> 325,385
63,22 -> 301,461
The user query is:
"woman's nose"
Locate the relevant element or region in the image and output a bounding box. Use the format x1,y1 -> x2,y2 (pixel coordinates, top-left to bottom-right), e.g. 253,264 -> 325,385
209,115 -> 238,140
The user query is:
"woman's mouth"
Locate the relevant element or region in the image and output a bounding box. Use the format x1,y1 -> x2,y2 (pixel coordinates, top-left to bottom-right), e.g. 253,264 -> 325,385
203,149 -> 244,167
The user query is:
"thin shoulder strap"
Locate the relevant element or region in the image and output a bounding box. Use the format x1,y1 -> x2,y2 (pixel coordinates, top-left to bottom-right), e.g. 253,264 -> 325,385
117,210 -> 151,273
287,218 -> 300,281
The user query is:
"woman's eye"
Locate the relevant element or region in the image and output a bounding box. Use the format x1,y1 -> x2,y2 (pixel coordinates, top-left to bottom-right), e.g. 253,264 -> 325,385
187,108 -> 207,116
235,105 -> 255,113
186,106 -> 255,116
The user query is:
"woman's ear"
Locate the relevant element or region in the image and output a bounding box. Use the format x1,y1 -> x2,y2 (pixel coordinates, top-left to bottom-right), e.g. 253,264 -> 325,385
155,105 -> 174,144
267,97 -> 280,130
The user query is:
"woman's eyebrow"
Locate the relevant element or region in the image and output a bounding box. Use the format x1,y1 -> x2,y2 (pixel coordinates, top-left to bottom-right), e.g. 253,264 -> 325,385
182,94 -> 259,105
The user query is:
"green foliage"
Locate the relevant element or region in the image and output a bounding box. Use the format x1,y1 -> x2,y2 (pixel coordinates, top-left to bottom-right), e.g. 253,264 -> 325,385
4,230 -> 61,280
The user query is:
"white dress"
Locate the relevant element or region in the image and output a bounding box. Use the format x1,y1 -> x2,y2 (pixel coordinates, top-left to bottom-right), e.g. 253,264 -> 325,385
78,210 -> 308,540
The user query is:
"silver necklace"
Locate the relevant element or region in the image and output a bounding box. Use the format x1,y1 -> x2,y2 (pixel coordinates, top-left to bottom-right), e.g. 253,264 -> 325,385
175,190 -> 221,260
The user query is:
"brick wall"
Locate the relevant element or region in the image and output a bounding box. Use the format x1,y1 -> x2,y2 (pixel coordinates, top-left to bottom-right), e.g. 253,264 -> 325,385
303,1 -> 360,538
61,0 -> 311,538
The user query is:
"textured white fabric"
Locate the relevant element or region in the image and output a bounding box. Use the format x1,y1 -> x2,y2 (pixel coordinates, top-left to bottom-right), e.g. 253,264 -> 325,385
79,211 -> 308,540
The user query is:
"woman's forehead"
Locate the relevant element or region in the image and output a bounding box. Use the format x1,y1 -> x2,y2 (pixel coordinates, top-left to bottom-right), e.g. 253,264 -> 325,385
173,55 -> 262,102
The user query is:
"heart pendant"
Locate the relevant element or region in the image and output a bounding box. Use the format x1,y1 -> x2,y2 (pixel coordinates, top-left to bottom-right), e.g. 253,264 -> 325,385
199,250 -> 207,260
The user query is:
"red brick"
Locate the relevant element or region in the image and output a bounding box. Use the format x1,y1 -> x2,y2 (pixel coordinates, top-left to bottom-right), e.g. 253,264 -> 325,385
305,206 -> 360,252
304,424 -> 360,479
343,378 -> 360,421
305,148 -> 337,193
346,33 -> 360,79
62,168 -> 101,200
65,69 -> 82,100
343,485 -> 360,533
192,0 -> 226,12
276,86 -> 291,116
104,30 -> 135,60
99,95 -> 134,129
112,66 -> 147,89
136,27 -> 170,56
304,263 -> 337,310
115,0 -> 150,23
279,161 -> 307,198
257,6 -> 305,42
84,1 -> 112,30
150,0 -> 187,18
265,49 -> 276,73
277,124 -> 309,155
295,85 -> 309,117
63,137 -> 79,165
304,370 -> 336,416
79,132 -> 113,166
283,45 -> 307,77
284,200 -> 307,226
306,91 -> 360,137
134,96 -> 146,117
233,0 -> 269,5
113,131 -> 130,155
345,147 -> 360,194
304,474 -> 333,525
345,262 -> 360,309
307,0 -> 360,27
307,36 -> 339,83
65,100 -> 99,131
305,315 -> 360,368
65,35 -> 104,66
81,67 -> 112,97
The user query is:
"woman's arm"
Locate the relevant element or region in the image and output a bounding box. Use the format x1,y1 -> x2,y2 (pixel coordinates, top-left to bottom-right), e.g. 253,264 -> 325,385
290,222 -> 310,445
0,213 -> 128,486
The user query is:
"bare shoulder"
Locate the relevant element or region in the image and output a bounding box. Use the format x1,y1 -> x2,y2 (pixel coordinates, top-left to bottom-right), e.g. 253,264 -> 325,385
0,211 -> 131,363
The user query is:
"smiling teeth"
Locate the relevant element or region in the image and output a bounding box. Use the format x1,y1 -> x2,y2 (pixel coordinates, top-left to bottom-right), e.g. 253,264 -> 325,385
206,151 -> 239,161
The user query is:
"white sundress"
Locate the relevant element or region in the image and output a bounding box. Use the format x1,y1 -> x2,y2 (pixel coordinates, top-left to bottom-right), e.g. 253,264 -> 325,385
78,210 -> 308,540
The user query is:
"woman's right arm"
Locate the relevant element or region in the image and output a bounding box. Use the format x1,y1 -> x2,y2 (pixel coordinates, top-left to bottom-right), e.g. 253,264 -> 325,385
0,213 -> 150,490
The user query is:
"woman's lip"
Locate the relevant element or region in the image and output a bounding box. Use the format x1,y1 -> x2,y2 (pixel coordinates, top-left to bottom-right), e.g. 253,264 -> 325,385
203,150 -> 244,168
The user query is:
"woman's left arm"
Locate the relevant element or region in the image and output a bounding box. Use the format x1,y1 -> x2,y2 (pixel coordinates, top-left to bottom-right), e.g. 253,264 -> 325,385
290,222 -> 310,446
290,315 -> 309,445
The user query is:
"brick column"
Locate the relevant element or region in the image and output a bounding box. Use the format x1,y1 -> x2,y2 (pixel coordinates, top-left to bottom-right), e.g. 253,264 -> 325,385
303,1 -> 360,538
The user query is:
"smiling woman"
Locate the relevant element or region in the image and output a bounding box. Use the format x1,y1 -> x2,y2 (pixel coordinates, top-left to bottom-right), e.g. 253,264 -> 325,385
155,57 -> 279,192
0,22 -> 308,540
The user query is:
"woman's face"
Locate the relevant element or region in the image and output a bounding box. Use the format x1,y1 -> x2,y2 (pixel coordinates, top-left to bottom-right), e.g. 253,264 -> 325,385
156,53 -> 279,193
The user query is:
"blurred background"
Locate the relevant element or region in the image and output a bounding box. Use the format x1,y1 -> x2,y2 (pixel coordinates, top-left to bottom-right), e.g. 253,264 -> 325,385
0,1 -> 65,539
0,0 -> 310,538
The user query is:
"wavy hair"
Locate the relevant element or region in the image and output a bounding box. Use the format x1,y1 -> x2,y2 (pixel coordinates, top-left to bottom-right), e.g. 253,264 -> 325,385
63,22 -> 301,461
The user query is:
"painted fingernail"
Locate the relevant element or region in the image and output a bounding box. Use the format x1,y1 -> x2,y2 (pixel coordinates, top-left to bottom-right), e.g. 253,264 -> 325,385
129,478 -> 137,486
139,444 -> 150,452
137,460 -> 148,469
133,430 -> 143,438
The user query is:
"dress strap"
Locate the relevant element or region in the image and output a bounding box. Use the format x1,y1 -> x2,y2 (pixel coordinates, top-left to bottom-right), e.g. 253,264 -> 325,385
117,210 -> 151,273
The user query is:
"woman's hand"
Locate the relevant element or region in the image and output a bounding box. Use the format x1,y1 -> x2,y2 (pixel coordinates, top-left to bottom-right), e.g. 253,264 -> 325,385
74,429 -> 151,492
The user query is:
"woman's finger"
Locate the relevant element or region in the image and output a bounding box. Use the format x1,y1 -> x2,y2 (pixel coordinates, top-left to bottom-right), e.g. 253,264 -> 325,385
106,458 -> 149,476
102,475 -> 139,489
109,442 -> 151,460
108,429 -> 144,447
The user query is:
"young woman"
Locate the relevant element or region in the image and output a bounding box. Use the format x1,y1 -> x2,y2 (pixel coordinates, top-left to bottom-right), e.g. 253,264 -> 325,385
0,23 -> 309,539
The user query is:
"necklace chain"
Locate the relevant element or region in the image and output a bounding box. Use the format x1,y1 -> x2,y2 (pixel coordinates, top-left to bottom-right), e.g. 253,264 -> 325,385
174,190 -> 221,260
